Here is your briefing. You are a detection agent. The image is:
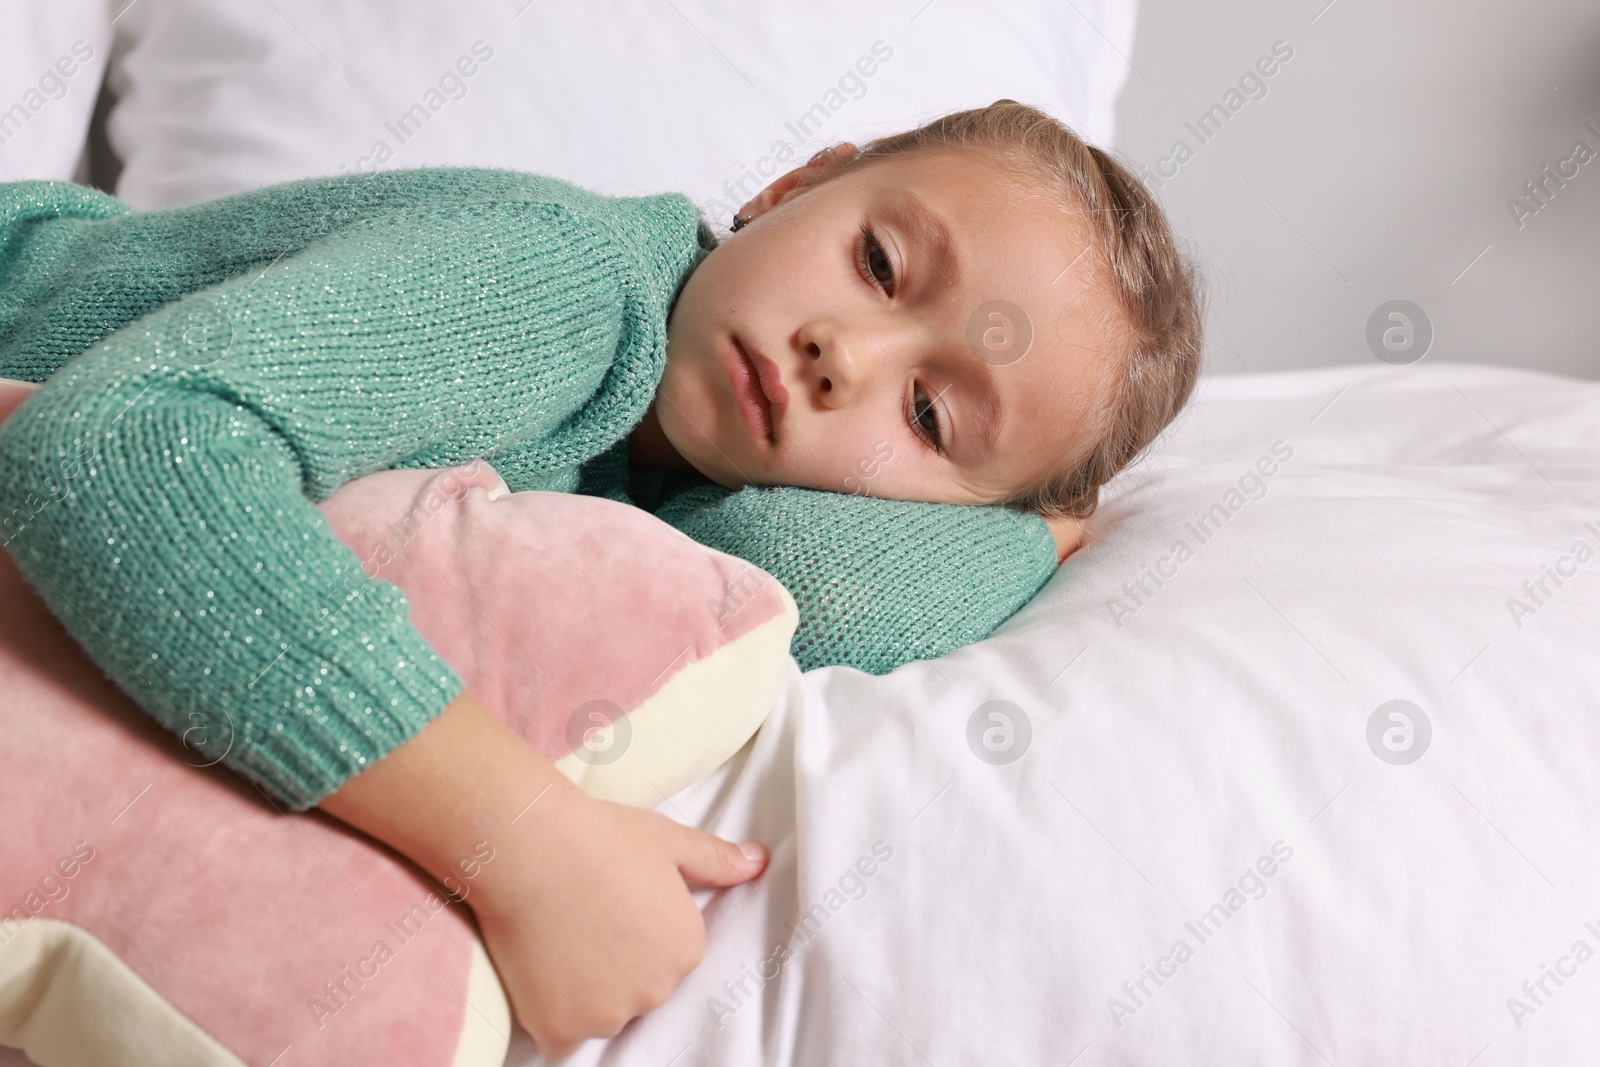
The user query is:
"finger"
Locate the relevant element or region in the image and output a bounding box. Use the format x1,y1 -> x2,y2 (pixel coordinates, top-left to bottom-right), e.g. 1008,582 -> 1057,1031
668,822 -> 768,887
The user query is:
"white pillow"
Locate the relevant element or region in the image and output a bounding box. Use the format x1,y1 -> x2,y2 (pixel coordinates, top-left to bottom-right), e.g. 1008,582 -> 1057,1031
0,2 -> 110,183
542,360 -> 1600,1066
101,0 -> 1136,213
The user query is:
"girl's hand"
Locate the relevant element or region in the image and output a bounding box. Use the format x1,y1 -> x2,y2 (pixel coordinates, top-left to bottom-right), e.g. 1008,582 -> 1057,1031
473,791 -> 766,1058
316,693 -> 767,1060
1042,513 -> 1085,565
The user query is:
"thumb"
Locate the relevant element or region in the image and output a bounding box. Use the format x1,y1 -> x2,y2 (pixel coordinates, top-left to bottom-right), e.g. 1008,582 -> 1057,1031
668,822 -> 768,888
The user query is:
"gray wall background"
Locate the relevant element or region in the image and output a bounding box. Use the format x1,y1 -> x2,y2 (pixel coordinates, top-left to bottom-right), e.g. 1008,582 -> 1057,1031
1112,0 -> 1600,379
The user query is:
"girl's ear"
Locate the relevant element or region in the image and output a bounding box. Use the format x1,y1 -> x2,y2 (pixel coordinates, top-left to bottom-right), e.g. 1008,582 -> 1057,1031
735,143 -> 859,224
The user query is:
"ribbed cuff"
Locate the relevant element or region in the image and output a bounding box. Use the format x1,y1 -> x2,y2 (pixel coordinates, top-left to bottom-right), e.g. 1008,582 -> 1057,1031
233,612 -> 466,812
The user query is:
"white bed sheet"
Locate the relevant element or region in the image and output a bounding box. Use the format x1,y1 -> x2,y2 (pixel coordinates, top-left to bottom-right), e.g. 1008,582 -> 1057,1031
498,360 -> 1600,1066
1,359 -> 1593,1067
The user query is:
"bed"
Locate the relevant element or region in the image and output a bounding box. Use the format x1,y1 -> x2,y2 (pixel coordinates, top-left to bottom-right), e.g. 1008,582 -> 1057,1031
637,358 -> 1600,1065
4,3 -> 1598,1064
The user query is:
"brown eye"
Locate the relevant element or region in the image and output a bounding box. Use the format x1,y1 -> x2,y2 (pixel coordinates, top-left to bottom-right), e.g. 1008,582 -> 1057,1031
855,223 -> 896,296
910,382 -> 945,454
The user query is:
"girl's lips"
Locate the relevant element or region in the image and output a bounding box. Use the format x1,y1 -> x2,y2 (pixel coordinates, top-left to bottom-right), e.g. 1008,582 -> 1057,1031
742,341 -> 789,425
725,336 -> 780,444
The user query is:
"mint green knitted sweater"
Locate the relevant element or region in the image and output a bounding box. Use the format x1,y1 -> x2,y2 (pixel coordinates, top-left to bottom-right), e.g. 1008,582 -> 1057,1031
0,170 -> 1057,811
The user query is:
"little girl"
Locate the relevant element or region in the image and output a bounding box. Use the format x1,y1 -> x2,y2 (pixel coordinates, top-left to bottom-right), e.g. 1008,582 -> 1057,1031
0,100 -> 1202,1054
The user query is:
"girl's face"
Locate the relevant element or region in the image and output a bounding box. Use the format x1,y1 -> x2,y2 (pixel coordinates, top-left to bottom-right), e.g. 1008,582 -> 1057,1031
644,147 -> 1122,506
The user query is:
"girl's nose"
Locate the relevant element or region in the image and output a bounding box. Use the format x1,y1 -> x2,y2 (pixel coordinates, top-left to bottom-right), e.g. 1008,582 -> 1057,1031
799,317 -> 908,409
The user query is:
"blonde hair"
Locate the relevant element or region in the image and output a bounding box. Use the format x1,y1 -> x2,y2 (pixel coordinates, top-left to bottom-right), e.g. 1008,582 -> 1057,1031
808,99 -> 1206,520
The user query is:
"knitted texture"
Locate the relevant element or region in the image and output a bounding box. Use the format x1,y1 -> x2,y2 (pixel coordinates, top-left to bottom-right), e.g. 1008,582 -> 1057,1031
577,442 -> 1060,672
0,170 -> 709,810
0,170 -> 1060,811
653,483 -> 1058,673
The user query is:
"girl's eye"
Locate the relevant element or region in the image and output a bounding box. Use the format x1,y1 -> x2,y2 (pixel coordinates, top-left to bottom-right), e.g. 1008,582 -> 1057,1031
910,381 -> 945,455
855,222 -> 936,454
855,223 -> 896,297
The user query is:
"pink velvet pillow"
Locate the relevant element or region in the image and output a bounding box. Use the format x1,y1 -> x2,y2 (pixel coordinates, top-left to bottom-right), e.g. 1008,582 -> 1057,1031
0,378 -> 796,1066
318,459 -> 797,807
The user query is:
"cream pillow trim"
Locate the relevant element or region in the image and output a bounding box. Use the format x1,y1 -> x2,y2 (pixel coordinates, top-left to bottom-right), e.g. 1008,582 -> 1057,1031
0,919 -> 510,1067
0,918 -> 247,1067
555,588 -> 799,808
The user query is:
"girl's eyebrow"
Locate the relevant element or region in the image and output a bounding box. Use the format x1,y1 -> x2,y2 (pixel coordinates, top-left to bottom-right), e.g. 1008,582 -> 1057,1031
881,190 -> 961,291
956,357 -> 1004,465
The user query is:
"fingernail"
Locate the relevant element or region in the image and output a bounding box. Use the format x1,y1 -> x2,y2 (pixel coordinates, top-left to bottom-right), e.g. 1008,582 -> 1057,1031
739,842 -> 767,864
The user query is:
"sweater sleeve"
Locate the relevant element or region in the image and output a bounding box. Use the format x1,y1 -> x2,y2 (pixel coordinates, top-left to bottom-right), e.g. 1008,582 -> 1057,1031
653,483 -> 1060,674
0,201 -> 628,811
